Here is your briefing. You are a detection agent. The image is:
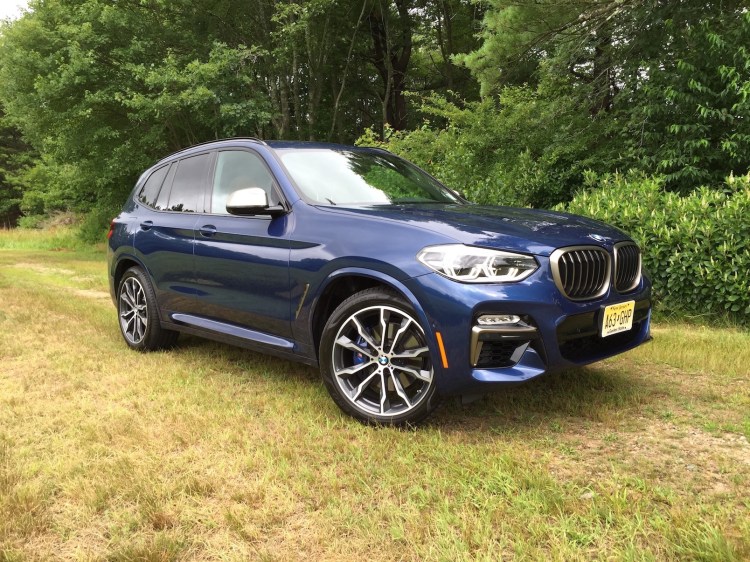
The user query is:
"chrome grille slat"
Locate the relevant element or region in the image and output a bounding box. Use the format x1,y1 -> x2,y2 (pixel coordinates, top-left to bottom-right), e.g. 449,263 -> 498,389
592,250 -> 601,296
585,250 -> 595,296
550,246 -> 611,301
579,252 -> 587,297
572,253 -> 580,296
566,255 -> 578,296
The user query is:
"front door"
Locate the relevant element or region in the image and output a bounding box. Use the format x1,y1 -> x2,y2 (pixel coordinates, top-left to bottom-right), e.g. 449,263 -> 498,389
192,149 -> 293,339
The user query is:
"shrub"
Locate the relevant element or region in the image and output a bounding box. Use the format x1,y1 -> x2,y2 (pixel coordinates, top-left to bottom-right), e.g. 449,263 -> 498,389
559,172 -> 750,323
357,87 -> 616,209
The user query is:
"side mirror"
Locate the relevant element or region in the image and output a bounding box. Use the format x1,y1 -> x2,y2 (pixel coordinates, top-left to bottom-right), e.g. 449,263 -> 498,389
226,188 -> 285,217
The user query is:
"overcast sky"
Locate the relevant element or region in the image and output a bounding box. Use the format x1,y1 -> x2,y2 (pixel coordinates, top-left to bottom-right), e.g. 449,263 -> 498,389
0,0 -> 29,21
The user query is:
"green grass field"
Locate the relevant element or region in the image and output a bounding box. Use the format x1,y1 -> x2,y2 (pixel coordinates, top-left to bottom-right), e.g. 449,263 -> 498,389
1,229 -> 749,561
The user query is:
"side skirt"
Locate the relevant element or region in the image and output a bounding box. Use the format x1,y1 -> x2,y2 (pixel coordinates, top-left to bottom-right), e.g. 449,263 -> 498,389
161,316 -> 319,368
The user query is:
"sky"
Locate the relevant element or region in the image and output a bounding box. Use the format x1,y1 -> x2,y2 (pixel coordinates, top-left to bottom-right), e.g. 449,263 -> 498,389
0,0 -> 29,21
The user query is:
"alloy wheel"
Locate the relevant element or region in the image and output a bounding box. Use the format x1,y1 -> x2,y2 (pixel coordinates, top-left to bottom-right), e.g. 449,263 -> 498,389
119,277 -> 148,345
331,305 -> 434,418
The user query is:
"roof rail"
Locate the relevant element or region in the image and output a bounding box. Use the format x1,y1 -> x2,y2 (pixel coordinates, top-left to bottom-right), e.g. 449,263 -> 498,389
159,137 -> 267,161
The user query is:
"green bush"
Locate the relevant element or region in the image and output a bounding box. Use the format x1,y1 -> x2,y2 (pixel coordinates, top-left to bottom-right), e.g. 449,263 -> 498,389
558,172 -> 750,323
357,87 -> 616,209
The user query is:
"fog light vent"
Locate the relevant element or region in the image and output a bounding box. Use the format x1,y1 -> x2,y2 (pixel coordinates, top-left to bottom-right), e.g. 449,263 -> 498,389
475,339 -> 530,368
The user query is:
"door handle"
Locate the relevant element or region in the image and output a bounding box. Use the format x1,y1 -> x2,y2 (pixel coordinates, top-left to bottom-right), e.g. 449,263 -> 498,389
139,220 -> 153,231
199,224 -> 217,237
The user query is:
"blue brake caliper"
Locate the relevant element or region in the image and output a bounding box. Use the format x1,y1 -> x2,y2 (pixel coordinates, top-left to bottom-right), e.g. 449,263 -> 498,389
352,335 -> 369,366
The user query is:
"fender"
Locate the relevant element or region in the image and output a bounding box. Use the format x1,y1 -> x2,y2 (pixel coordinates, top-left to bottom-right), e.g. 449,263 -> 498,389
308,266 -> 440,360
112,250 -> 147,270
111,251 -> 149,285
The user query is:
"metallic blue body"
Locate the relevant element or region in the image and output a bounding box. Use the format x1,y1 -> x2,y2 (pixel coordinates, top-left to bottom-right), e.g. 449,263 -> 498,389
108,138 -> 652,398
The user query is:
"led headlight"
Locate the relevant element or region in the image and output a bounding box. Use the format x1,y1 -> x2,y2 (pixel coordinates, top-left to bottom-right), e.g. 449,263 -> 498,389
417,244 -> 538,283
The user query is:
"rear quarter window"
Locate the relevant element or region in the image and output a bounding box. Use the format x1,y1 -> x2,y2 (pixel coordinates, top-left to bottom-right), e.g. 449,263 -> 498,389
136,165 -> 170,208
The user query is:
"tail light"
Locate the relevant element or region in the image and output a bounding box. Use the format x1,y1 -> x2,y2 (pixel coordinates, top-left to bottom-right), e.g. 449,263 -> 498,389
107,220 -> 115,240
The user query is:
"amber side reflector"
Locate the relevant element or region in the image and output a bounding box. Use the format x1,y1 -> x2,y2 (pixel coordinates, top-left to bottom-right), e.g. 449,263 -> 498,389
435,331 -> 449,369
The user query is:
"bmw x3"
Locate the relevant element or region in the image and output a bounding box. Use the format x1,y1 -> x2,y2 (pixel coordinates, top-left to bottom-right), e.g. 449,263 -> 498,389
107,138 -> 652,425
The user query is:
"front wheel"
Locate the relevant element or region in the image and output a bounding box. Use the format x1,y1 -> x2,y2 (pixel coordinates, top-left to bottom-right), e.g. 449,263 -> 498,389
319,288 -> 440,426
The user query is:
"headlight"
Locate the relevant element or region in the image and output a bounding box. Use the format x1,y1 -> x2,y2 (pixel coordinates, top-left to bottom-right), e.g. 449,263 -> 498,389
417,244 -> 538,283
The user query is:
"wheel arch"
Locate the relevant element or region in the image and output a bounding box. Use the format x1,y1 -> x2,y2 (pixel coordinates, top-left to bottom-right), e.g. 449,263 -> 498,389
110,254 -> 155,312
309,268 -> 433,361
113,255 -> 146,294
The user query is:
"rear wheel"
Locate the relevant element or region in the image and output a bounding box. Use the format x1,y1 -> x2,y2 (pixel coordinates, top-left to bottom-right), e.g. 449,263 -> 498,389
319,288 -> 440,425
117,267 -> 178,351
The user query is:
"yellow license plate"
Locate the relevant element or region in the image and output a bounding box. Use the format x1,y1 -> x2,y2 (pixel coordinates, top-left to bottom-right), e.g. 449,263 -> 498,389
601,301 -> 636,337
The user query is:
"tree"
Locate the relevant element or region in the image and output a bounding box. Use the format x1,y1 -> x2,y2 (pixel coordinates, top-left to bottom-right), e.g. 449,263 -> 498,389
0,107 -> 27,227
0,0 -> 357,222
622,7 -> 750,190
459,0 -> 750,192
366,0 -> 413,130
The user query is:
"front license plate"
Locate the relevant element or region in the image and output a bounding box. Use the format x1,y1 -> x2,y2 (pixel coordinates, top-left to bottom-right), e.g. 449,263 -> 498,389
601,300 -> 636,337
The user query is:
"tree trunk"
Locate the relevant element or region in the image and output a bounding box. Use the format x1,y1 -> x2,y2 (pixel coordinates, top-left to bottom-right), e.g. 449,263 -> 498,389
591,32 -> 615,116
368,0 -> 412,132
436,0 -> 454,90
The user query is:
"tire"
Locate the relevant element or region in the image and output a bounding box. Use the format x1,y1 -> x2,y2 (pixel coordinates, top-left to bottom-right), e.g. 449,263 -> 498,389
117,267 -> 178,351
319,287 -> 441,426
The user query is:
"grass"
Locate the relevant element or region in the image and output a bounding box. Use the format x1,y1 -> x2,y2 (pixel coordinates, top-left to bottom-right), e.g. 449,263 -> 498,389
1,228 -> 749,561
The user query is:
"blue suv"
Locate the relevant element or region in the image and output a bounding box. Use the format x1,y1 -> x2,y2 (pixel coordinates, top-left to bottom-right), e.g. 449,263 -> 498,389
107,138 -> 652,425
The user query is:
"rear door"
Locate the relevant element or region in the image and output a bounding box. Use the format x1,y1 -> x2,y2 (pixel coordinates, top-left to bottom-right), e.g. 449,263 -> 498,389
135,151 -> 213,317
192,149 -> 293,339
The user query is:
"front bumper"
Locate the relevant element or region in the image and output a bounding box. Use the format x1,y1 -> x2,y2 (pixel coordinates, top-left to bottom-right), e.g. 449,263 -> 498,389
405,260 -> 652,396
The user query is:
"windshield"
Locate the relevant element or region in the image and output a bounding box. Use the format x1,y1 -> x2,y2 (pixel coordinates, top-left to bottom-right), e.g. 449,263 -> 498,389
276,149 -> 463,206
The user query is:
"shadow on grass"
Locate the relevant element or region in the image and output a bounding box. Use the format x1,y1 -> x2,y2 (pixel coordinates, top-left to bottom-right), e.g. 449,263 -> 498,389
435,364 -> 667,434
173,336 -> 665,432
175,335 -> 319,384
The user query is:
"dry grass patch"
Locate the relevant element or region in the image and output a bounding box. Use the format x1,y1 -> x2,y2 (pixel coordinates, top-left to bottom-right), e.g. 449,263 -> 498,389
0,236 -> 748,561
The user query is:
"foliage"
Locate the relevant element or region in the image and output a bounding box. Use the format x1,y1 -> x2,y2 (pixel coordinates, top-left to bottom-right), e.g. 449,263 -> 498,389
459,0 -> 750,193
360,1 -> 750,214
0,0 -> 481,235
622,9 -> 750,190
358,82 -> 615,208
559,172 -> 750,323
0,112 -> 27,228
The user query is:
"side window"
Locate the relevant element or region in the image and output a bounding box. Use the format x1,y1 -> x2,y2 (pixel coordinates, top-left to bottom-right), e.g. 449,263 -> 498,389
167,153 -> 212,213
136,165 -> 169,208
154,163 -> 176,211
211,150 -> 278,214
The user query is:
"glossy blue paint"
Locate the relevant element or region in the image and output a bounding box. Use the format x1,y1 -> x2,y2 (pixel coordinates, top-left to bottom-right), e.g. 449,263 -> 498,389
400,266 -> 651,395
310,204 -> 628,258
193,212 -> 293,338
134,212 -> 199,314
108,138 -> 653,400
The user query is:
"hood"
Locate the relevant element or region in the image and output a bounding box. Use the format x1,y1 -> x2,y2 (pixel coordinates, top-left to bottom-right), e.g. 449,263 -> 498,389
319,204 -> 630,257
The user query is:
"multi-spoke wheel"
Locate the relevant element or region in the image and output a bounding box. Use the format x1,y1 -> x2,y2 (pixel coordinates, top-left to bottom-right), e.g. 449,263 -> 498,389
117,267 -> 178,351
119,276 -> 148,345
320,288 -> 440,425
